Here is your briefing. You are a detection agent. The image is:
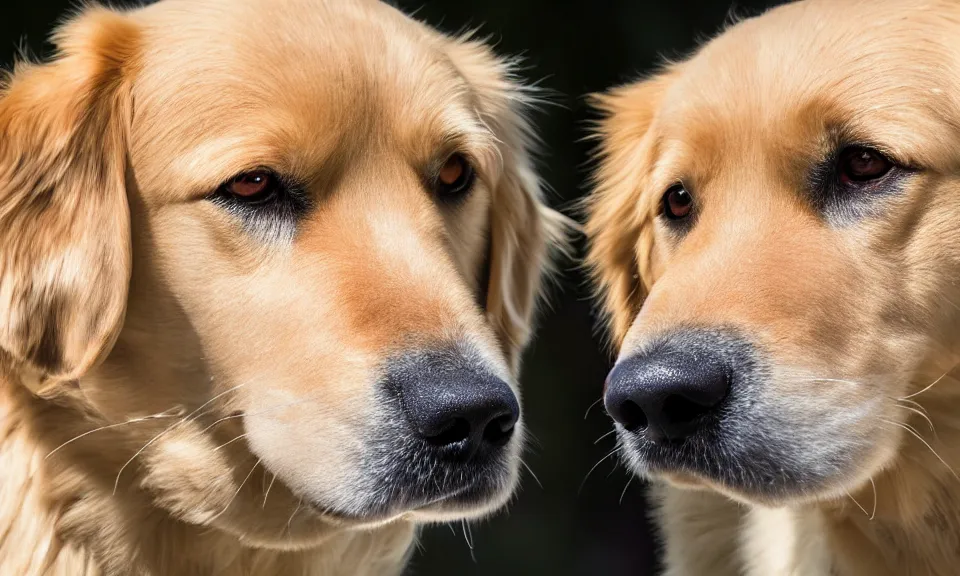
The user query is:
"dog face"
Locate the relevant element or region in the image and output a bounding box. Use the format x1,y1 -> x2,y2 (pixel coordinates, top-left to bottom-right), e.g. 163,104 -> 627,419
0,0 -> 561,547
588,0 -> 960,506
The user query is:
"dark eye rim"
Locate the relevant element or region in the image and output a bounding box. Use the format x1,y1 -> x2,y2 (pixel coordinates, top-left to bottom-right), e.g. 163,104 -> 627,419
660,182 -> 694,221
432,153 -> 477,201
208,167 -> 311,227
835,145 -> 897,186
215,169 -> 284,205
807,140 -> 918,225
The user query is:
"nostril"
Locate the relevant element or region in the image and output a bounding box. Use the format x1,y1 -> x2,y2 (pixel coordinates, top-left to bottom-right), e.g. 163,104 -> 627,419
425,418 -> 471,447
661,394 -> 713,427
617,400 -> 649,432
482,413 -> 516,447
388,350 -> 519,456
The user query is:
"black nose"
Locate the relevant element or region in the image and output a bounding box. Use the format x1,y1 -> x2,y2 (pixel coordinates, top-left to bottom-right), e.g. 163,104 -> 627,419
388,351 -> 519,459
604,333 -> 732,442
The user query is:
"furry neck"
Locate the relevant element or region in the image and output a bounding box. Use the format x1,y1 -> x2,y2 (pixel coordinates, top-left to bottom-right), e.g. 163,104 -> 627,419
698,370 -> 960,576
824,370 -> 960,576
0,366 -> 415,576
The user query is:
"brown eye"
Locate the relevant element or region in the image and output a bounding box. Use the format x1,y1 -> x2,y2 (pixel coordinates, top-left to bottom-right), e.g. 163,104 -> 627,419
662,184 -> 693,220
226,170 -> 277,201
211,169 -> 310,239
435,154 -> 476,198
838,147 -> 893,185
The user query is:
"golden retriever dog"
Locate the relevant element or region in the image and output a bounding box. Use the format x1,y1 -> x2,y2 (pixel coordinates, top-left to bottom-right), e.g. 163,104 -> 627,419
587,0 -> 960,574
0,0 -> 566,574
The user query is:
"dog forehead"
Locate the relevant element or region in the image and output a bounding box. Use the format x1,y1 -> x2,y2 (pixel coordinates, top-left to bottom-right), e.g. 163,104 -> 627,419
127,0 -> 476,196
131,0 -> 463,122
650,0 -> 960,173
134,0 -> 431,52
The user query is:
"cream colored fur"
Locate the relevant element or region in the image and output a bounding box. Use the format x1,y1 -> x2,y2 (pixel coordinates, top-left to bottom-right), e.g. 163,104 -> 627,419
587,1 -> 960,574
0,372 -> 414,576
0,0 -> 564,574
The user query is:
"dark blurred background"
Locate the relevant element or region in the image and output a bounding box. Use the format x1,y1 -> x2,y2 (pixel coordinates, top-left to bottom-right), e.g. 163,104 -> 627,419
3,1 -> 781,574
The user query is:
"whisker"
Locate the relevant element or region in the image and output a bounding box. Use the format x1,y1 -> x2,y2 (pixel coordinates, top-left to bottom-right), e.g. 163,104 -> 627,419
461,520 -> 473,551
579,446 -> 621,494
893,403 -> 935,434
883,418 -> 960,483
899,420 -> 926,443
619,475 -> 634,505
113,426 -> 177,496
186,383 -> 248,420
462,520 -> 477,562
286,497 -> 303,537
45,408 -> 182,460
523,430 -> 543,451
201,413 -> 246,434
807,378 -> 863,386
897,398 -> 930,416
594,429 -> 617,445
584,397 -> 603,420
262,473 -> 277,509
901,369 -> 953,400
213,433 -> 249,451
112,384 -> 247,495
208,458 -> 261,523
869,477 -> 877,521
843,486 -> 870,519
198,388 -> 338,435
520,459 -> 543,490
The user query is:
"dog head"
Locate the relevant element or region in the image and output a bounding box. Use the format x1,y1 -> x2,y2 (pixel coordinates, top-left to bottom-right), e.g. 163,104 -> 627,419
588,0 -> 960,506
0,0 -> 563,548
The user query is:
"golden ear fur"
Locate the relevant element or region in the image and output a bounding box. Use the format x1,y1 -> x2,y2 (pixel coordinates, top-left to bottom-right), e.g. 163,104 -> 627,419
446,37 -> 572,373
585,73 -> 673,347
0,8 -> 138,381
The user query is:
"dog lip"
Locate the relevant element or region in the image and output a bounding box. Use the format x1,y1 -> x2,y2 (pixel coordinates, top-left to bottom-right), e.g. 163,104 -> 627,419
619,426 -> 829,504
409,484 -> 474,511
661,471 -> 707,489
615,426 -> 720,485
304,479 -> 489,525
302,499 -> 399,525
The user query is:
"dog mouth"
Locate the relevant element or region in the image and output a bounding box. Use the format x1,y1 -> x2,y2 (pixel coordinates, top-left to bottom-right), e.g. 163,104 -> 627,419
303,491 -> 467,524
326,350 -> 523,522
605,329 -> 873,504
615,402 -> 865,505
618,426 -> 800,501
304,421 -> 519,523
305,459 -> 515,524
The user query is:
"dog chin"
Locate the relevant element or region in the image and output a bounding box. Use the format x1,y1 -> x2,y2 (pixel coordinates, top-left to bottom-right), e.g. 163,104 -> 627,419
405,475 -> 520,523
315,463 -> 520,527
617,427 -> 868,507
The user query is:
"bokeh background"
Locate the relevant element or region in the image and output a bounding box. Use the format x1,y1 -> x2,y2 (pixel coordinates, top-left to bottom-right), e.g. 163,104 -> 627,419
3,1 -> 782,574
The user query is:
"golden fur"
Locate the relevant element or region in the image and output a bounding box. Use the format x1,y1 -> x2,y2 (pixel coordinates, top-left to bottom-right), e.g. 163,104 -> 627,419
587,1 -> 960,574
0,1 -> 565,574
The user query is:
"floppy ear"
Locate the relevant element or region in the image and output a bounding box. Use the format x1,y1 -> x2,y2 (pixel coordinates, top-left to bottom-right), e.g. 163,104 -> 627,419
446,39 -> 570,374
585,73 -> 673,347
0,9 -> 138,381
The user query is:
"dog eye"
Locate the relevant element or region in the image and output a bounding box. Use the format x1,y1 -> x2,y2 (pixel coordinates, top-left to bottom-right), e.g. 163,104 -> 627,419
434,154 -> 476,199
808,144 -> 910,224
211,170 -> 311,241
837,147 -> 893,185
662,184 -> 693,220
222,170 -> 280,203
